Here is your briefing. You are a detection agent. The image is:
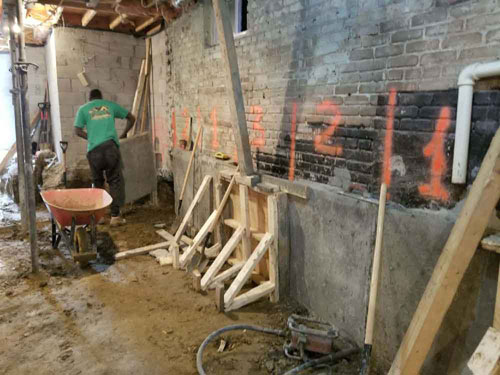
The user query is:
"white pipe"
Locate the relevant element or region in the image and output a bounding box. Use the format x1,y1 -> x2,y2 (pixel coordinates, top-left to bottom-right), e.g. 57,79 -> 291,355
452,60 -> 500,184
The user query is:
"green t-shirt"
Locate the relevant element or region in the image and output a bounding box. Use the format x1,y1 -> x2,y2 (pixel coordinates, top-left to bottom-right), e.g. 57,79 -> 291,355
74,99 -> 129,152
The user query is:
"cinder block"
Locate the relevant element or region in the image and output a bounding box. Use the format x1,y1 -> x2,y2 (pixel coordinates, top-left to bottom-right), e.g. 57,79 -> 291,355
58,78 -> 71,92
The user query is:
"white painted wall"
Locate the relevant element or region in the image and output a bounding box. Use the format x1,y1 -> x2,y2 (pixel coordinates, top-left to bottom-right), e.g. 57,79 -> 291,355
0,52 -> 16,162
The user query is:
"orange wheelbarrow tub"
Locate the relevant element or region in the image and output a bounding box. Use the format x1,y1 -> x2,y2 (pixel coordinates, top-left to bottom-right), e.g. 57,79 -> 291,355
41,188 -> 113,266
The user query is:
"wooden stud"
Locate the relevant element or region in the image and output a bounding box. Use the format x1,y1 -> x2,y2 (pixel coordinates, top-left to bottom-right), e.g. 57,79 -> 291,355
201,226 -> 244,290
224,233 -> 274,306
482,234 -> 500,254
130,60 -> 147,132
496,269 -> 500,330
275,193 -> 290,299
115,242 -> 170,260
214,178 -> 224,246
468,327 -> 500,375
209,262 -> 245,289
224,218 -> 265,241
110,14 -> 127,30
81,10 -> 96,27
147,24 -> 162,36
192,269 -> 202,292
135,16 -> 160,32
239,184 -> 251,260
215,283 -> 225,313
267,195 -> 279,303
389,128 -> 500,375
171,175 -> 212,247
171,243 -> 179,269
226,281 -> 275,312
179,210 -> 218,268
212,0 -> 254,176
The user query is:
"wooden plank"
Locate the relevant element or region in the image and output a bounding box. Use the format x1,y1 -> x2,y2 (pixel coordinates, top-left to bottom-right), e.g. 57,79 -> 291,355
192,269 -> 202,292
172,175 -> 212,246
267,195 -> 279,303
468,327 -> 500,375
212,0 -> 253,176
110,14 -> 127,30
389,128 -> 500,375
81,10 -> 96,26
261,174 -> 310,200
147,24 -> 162,36
139,80 -> 150,133
201,226 -> 244,290
131,60 -> 147,122
482,234 -> 500,254
157,229 -> 220,256
240,184 -> 252,260
214,179 -> 224,245
215,283 -> 225,312
114,242 -> 170,260
209,262 -> 245,289
224,218 -> 264,241
179,210 -> 218,268
496,268 -> 500,330
224,233 -> 274,306
226,281 -> 275,312
135,16 -> 160,32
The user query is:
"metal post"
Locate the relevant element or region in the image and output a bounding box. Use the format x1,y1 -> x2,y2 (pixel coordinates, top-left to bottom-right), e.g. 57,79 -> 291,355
16,0 -> 39,273
7,7 -> 27,232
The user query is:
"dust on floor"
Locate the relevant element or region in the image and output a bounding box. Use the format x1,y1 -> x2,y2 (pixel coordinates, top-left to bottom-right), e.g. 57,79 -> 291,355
0,195 -> 361,375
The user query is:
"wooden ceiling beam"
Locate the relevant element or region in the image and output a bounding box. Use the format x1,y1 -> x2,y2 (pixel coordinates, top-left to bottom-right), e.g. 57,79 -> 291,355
135,15 -> 160,32
36,0 -> 175,18
81,9 -> 96,26
109,13 -> 127,30
60,11 -> 131,33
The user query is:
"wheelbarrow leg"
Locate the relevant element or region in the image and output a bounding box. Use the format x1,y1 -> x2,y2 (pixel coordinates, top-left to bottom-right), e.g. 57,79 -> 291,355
51,218 -> 57,249
90,215 -> 97,254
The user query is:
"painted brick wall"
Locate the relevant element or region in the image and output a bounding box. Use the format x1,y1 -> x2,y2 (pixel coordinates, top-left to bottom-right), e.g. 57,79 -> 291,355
53,28 -> 145,175
152,0 -> 500,207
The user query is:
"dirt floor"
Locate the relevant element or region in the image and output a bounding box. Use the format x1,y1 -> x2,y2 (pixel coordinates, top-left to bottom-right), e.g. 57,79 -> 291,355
0,186 -> 361,375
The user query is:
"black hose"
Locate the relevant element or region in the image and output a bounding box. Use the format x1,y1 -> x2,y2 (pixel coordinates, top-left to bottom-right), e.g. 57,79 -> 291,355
196,324 -> 287,375
282,347 -> 360,375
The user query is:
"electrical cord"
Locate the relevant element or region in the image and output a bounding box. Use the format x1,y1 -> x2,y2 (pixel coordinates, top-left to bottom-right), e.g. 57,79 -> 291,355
282,347 -> 359,375
196,324 -> 286,375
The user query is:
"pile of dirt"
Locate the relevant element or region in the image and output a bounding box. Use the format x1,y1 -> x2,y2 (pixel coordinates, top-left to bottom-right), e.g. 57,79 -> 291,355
42,162 -> 65,190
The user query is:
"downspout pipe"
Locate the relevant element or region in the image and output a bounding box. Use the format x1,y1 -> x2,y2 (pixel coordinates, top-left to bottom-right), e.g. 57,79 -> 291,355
452,60 -> 500,184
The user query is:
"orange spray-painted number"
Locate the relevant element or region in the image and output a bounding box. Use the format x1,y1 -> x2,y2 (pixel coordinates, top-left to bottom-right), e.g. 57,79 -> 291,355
314,101 -> 343,156
418,107 -> 451,201
288,103 -> 298,181
181,108 -> 190,141
211,108 -> 220,150
383,89 -> 397,190
171,110 -> 177,149
250,106 -> 265,150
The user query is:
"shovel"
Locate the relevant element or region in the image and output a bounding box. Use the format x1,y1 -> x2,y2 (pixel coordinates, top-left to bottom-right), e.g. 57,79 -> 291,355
187,167 -> 239,273
60,141 -> 68,188
169,121 -> 202,234
360,183 -> 387,375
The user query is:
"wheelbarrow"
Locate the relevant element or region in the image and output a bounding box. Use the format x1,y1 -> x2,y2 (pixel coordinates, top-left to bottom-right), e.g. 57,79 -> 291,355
40,188 -> 113,267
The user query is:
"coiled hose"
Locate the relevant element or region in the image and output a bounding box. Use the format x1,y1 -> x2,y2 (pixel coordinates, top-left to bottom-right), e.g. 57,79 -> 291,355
196,324 -> 359,375
196,324 -> 286,375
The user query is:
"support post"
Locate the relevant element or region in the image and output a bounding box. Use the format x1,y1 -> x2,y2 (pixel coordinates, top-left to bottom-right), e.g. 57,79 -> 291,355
7,7 -> 27,233
16,0 -> 39,273
212,0 -> 254,176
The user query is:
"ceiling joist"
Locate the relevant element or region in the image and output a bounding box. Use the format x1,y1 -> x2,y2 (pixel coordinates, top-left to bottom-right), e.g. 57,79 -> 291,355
81,9 -> 96,26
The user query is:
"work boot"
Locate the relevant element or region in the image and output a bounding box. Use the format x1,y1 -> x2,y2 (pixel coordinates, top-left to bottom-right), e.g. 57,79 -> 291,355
110,216 -> 126,227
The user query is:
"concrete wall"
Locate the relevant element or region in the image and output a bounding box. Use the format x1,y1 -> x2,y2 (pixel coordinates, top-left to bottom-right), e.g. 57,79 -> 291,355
25,46 -> 47,122
52,28 -> 145,180
45,32 -> 62,162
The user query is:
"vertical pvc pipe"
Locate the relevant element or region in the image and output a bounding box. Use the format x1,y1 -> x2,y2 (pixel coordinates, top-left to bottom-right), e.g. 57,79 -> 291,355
452,85 -> 474,184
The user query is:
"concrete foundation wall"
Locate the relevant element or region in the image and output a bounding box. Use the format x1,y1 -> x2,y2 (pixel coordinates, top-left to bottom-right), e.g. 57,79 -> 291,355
52,28 -> 145,180
172,150 -> 498,374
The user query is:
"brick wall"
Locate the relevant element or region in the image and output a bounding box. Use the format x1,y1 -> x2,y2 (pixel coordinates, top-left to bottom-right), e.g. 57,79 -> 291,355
53,28 -> 145,175
152,0 -> 500,207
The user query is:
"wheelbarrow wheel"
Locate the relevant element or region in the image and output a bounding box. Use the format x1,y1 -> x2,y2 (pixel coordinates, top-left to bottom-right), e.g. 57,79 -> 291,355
74,227 -> 90,267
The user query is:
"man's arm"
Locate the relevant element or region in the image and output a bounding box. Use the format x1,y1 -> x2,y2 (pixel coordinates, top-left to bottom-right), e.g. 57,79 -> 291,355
119,112 -> 136,139
75,127 -> 87,140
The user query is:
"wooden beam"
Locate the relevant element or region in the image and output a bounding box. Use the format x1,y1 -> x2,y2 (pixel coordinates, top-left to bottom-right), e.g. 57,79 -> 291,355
114,242 -> 170,260
179,210 -> 218,268
60,11 -> 131,33
135,16 -> 160,32
239,185 -> 252,260
226,281 -> 275,312
81,9 -> 96,27
201,226 -> 244,290
468,327 -> 500,375
146,23 -> 162,36
210,262 -> 245,289
110,14 -> 127,30
389,127 -> 500,375
267,194 -> 279,303
224,233 -> 274,306
212,0 -> 254,176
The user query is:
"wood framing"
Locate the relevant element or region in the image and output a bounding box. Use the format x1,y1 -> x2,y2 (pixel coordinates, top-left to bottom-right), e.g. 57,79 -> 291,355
201,226 -> 244,291
179,210 -> 218,268
212,0 -> 254,176
389,128 -> 500,375
136,16 -> 160,32
81,10 -> 96,27
224,233 -> 274,307
239,185 -> 252,260
227,281 -> 275,312
468,327 -> 500,375
115,242 -> 170,260
267,195 -> 279,303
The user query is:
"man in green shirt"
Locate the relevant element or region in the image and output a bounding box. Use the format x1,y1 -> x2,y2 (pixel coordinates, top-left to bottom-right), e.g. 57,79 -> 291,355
74,89 -> 136,227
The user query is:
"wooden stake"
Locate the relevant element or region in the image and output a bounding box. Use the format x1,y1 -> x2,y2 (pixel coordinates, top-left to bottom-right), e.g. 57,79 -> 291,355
215,283 -> 225,313
267,194 -> 280,303
212,0 -> 254,176
239,184 -> 251,260
389,128 -> 500,375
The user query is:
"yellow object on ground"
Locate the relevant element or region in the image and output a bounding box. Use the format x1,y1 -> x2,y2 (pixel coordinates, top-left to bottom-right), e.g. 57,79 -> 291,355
215,152 -> 230,160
